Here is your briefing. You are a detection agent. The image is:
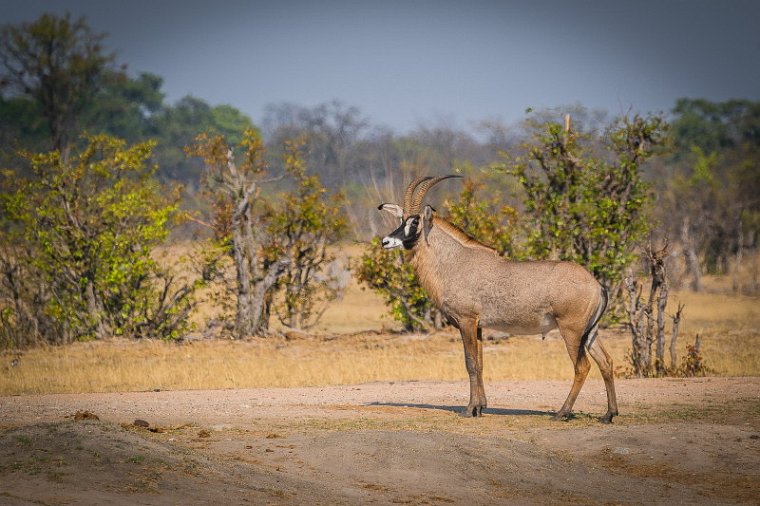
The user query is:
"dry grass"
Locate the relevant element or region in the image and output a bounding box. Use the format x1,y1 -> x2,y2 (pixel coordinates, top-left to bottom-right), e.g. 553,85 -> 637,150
3,312 -> 758,396
663,277 -> 760,377
0,332 -> 601,395
311,276 -> 391,334
2,249 -> 759,395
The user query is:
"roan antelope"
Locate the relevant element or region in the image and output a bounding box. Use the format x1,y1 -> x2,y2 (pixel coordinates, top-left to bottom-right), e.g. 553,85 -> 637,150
378,175 -> 618,423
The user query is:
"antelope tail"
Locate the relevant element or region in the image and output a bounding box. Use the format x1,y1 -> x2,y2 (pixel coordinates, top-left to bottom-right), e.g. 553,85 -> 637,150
582,285 -> 608,350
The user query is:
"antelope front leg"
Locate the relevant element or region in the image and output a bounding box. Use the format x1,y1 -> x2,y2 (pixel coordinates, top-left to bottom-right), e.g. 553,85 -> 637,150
459,321 -> 487,417
476,326 -> 487,410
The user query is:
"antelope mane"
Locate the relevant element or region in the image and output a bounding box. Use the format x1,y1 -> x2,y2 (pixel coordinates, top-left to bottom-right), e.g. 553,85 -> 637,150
431,217 -> 499,255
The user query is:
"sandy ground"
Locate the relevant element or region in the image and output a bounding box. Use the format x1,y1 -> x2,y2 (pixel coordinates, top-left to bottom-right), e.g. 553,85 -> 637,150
1,377 -> 760,505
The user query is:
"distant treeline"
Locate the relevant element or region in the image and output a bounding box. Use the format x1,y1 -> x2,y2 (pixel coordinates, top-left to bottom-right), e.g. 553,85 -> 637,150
2,13 -> 759,279
1,13 -> 759,350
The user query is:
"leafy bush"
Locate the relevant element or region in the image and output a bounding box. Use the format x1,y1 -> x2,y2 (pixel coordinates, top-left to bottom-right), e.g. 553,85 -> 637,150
267,138 -> 348,329
444,177 -> 521,257
0,135 -> 197,347
505,114 -> 667,317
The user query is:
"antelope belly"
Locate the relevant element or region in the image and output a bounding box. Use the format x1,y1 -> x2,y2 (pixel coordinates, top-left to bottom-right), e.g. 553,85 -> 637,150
481,312 -> 558,336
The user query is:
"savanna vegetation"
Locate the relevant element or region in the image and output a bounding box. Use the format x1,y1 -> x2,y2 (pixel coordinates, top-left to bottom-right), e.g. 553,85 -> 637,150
1,14 -> 759,391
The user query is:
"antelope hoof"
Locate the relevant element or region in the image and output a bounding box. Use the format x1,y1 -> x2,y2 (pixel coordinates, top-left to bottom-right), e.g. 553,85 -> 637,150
599,411 -> 616,424
551,411 -> 573,422
460,404 -> 485,417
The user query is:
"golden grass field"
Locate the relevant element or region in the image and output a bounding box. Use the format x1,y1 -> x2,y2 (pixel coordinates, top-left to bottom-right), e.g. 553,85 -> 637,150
2,250 -> 759,396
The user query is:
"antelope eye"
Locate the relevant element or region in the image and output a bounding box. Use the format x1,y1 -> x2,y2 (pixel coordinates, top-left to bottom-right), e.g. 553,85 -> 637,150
403,217 -> 418,236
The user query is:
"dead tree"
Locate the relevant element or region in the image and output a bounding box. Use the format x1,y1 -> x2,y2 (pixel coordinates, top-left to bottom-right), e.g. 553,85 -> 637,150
625,242 -> 685,376
681,217 -> 702,292
188,132 -> 289,338
669,301 -> 685,369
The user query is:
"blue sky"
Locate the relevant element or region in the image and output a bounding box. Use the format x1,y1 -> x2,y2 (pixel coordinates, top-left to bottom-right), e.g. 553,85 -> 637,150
3,0 -> 760,133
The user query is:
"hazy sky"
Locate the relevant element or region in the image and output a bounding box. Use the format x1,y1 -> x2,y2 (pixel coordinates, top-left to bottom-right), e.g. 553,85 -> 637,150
2,0 -> 760,133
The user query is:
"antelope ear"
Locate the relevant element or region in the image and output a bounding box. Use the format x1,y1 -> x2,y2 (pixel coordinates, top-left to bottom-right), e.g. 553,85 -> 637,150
378,203 -> 403,218
422,205 -> 434,242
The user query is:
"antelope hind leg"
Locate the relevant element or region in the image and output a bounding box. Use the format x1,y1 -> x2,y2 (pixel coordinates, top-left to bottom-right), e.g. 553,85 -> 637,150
587,334 -> 619,423
553,327 -> 592,421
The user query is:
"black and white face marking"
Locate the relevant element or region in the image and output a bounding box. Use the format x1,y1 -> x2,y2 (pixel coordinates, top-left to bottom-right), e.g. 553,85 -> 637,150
381,215 -> 421,250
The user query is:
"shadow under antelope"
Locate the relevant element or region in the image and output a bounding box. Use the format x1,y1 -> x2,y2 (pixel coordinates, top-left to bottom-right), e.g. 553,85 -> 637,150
378,175 -> 618,423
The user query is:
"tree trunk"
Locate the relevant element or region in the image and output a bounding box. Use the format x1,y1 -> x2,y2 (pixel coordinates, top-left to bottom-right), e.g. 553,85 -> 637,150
85,280 -> 111,340
625,276 -> 648,377
751,240 -> 759,295
669,303 -> 684,371
433,309 -> 443,330
230,196 -> 264,339
681,217 -> 702,292
655,281 -> 668,376
733,214 -> 743,293
651,245 -> 668,376
626,243 -> 673,377
232,225 -> 255,339
250,258 -> 290,335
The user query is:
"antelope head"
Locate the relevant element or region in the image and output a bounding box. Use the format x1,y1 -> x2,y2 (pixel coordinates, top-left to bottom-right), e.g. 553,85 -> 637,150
378,175 -> 461,250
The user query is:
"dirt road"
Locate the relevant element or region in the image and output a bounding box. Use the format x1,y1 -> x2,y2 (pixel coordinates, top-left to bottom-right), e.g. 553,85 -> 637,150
2,377 -> 759,505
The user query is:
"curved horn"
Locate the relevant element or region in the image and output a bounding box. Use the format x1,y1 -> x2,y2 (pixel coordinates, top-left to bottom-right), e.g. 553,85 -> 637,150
402,176 -> 432,218
408,175 -> 462,216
